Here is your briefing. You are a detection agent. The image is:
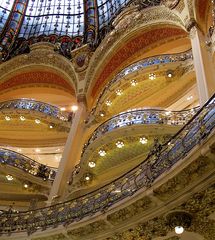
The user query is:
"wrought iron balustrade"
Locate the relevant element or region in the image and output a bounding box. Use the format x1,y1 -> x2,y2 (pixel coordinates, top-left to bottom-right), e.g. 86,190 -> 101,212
0,99 -> 70,122
0,94 -> 214,235
0,148 -> 57,181
90,49 -> 193,116
82,107 -> 199,157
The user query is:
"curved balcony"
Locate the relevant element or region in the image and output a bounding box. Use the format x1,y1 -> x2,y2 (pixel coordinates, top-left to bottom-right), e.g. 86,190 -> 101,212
0,94 -> 214,235
90,50 -> 193,118
0,148 -> 57,181
82,107 -> 199,158
0,99 -> 70,122
0,99 -> 73,146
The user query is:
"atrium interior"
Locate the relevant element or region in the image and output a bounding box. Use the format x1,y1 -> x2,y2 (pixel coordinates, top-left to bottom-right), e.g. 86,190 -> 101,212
0,0 -> 215,239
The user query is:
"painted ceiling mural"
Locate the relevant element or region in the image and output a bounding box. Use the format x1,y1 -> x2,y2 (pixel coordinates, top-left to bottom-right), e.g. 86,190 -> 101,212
0,71 -> 75,94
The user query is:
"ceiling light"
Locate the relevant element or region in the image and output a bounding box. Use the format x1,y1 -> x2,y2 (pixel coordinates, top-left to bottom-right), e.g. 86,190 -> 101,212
88,161 -> 96,168
98,149 -> 106,156
49,125 -> 54,129
60,107 -> 66,111
35,119 -> 40,124
23,183 -> 29,188
35,148 -> 41,153
71,105 -> 78,112
187,96 -> 193,101
149,73 -> 156,80
166,70 -> 174,78
139,137 -> 148,144
6,175 -> 13,181
99,111 -> 105,117
5,116 -> 11,121
175,226 -> 184,235
106,100 -> 112,106
116,141 -> 124,148
20,116 -> 25,121
116,89 -> 123,96
85,175 -> 91,181
131,79 -> 137,86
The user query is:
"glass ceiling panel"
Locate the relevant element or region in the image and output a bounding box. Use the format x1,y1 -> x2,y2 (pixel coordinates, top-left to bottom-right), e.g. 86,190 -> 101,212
97,0 -> 130,29
0,0 -> 14,34
19,0 -> 84,39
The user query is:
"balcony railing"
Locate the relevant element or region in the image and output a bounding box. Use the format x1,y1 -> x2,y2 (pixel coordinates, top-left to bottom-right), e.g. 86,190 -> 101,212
81,107 -> 199,158
0,94 -> 214,235
0,99 -> 70,122
0,148 -> 57,181
90,50 -> 193,116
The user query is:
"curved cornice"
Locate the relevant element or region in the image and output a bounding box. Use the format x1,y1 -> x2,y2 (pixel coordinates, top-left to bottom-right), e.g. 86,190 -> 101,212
0,43 -> 78,95
85,5 -> 187,99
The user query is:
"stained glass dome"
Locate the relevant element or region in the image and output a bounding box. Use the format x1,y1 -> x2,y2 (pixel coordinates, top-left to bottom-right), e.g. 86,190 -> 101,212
0,0 -> 161,59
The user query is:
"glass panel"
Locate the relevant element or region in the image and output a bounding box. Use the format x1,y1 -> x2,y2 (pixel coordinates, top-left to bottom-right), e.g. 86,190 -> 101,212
19,0 -> 84,39
0,0 -> 14,33
97,0 -> 130,29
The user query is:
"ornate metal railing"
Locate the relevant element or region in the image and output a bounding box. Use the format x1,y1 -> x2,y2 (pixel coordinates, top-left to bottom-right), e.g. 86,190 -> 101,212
0,94 -> 214,235
0,148 -> 57,181
0,99 -> 70,122
81,107 -> 199,157
90,49 -> 193,116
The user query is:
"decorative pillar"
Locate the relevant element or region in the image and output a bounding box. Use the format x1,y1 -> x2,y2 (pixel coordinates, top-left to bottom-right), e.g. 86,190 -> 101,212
48,100 -> 87,204
0,0 -> 28,58
188,21 -> 215,105
84,0 -> 99,45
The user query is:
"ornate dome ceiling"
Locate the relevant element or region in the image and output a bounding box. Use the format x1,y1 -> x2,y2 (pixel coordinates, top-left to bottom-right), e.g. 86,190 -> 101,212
0,0 -> 161,56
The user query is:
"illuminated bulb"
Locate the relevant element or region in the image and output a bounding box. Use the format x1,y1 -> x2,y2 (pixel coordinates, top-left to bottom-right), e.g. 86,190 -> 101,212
85,176 -> 90,181
187,96 -> 193,101
71,105 -> 78,112
116,141 -> 124,148
175,226 -> 184,235
99,111 -> 105,117
139,137 -> 148,144
24,183 -> 28,188
88,161 -> 96,168
35,148 -> 41,153
131,79 -> 137,86
149,73 -> 156,80
98,149 -> 106,157
166,70 -> 174,78
35,119 -> 40,124
60,107 -> 66,111
5,116 -> 11,121
106,100 -> 112,106
20,116 -> 25,121
49,125 -> 53,129
116,89 -> 123,96
6,175 -> 13,181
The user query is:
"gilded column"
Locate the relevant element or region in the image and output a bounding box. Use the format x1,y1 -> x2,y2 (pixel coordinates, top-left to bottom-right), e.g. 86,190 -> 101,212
0,0 -> 28,59
187,20 -> 215,105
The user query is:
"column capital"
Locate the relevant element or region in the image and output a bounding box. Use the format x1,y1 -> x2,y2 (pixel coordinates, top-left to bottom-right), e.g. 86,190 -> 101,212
185,18 -> 198,33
